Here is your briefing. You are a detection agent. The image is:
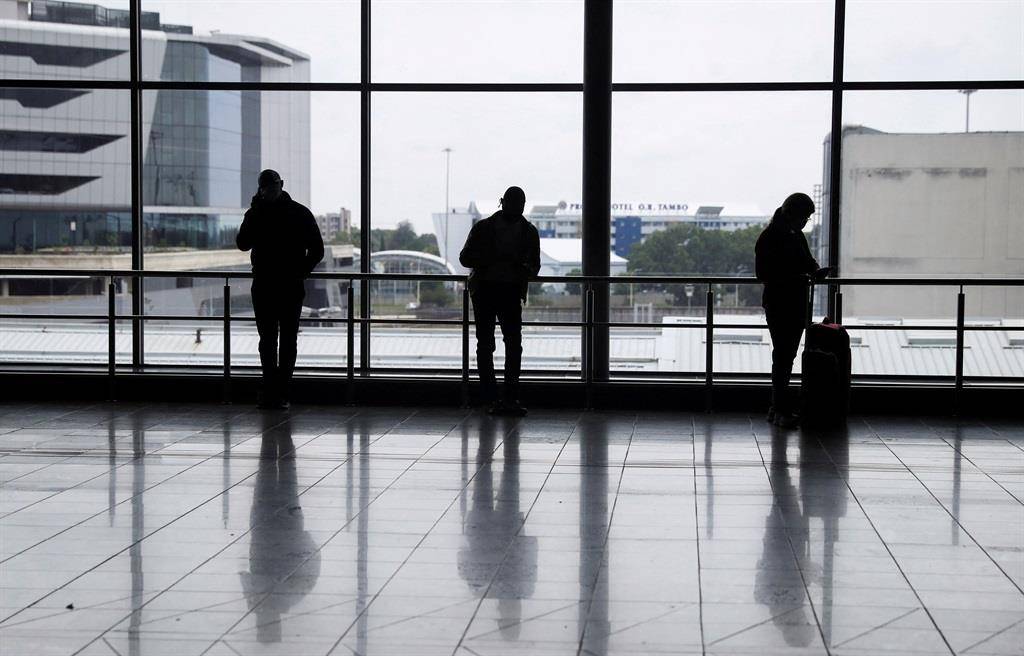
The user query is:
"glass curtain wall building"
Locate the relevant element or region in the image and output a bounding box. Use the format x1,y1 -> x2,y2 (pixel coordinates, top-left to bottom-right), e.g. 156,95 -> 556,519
1,0 -> 1022,382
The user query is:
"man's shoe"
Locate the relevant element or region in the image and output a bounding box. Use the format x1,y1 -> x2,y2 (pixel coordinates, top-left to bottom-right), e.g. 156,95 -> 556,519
773,413 -> 800,429
275,399 -> 291,411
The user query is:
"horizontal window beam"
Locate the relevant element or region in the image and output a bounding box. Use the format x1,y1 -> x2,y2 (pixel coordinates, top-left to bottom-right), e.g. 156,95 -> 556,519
3,80 -> 1021,91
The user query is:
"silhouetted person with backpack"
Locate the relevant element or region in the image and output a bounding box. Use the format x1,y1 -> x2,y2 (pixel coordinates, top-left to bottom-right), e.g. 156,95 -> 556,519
237,169 -> 324,409
459,186 -> 541,416
755,193 -> 829,428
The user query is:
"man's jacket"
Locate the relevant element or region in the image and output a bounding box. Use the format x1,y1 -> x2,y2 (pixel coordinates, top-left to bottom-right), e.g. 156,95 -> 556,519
459,211 -> 541,301
754,219 -> 819,308
236,191 -> 324,281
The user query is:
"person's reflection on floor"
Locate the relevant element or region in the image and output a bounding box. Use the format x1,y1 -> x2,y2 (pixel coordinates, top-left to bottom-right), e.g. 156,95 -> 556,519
800,425 -> 849,647
239,411 -> 322,642
754,426 -> 818,648
458,415 -> 537,639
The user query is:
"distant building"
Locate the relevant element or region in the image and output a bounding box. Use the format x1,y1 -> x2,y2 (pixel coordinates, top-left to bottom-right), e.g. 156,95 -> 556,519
820,126 -> 1024,319
433,200 -> 768,273
538,238 -> 627,294
0,0 -> 311,257
316,208 -> 352,242
0,0 -> 356,312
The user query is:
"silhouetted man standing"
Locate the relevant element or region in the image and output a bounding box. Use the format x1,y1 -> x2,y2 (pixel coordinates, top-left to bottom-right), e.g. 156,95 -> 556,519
237,169 -> 324,409
755,192 -> 829,428
460,186 -> 541,416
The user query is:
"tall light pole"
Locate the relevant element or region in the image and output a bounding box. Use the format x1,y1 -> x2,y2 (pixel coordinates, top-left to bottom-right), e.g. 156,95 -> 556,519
958,89 -> 978,132
442,147 -> 453,264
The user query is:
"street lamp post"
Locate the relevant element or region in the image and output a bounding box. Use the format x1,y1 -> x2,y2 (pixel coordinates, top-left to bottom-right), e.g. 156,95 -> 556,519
442,147 -> 453,264
958,89 -> 978,132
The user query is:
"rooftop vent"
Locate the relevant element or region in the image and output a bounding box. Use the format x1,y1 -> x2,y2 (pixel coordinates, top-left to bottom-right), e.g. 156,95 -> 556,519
906,332 -> 957,347
712,332 -> 764,344
695,206 -> 724,218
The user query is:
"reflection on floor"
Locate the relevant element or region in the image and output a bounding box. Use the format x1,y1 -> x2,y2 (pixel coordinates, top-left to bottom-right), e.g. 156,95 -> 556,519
0,403 -> 1021,656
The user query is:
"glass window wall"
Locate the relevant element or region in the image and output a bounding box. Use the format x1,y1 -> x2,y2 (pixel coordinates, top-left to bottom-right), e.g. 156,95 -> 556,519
0,1 -> 1021,383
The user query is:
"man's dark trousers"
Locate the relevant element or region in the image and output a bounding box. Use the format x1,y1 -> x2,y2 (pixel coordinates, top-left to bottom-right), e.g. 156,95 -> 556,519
252,279 -> 305,400
765,299 -> 805,415
471,281 -> 523,403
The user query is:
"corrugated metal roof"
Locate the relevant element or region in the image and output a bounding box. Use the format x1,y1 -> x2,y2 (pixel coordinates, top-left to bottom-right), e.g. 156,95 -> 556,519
1,319 -> 1021,377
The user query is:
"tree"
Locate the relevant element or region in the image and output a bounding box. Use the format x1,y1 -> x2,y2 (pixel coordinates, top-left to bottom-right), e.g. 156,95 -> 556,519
565,268 -> 583,295
327,222 -> 441,256
419,280 -> 453,307
625,224 -> 762,305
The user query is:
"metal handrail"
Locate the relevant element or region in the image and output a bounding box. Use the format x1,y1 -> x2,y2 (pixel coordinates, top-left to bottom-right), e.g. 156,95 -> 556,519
2,268 -> 1024,286
2,268 -> 1023,410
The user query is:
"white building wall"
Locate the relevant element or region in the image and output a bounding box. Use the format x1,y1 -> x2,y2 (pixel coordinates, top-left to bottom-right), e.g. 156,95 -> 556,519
840,131 -> 1024,319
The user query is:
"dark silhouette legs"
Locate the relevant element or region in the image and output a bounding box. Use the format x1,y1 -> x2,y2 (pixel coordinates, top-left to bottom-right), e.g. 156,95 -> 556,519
471,282 -> 523,404
765,303 -> 805,417
252,280 -> 305,405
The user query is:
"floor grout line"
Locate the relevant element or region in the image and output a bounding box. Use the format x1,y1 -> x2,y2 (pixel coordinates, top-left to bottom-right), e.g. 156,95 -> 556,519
572,413 -> 638,656
692,415 -> 706,656
447,411 -> 580,656
184,407 -> 435,655
750,422 -> 833,656
3,406 -> 1023,655
820,417 -> 957,655
59,406 -> 394,655
868,418 -> 1024,597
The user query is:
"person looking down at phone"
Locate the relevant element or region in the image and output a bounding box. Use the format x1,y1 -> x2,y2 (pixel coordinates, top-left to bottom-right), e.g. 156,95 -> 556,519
236,169 -> 324,409
755,192 -> 831,428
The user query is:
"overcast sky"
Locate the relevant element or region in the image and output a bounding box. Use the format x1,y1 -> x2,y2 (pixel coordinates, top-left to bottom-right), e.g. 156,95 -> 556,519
142,0 -> 1024,232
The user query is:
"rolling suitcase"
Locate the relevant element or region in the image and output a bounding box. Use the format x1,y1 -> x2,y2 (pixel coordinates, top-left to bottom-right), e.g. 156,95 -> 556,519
801,319 -> 851,426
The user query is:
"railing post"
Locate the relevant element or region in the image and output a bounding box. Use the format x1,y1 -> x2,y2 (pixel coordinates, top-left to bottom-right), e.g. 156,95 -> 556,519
108,276 -> 116,402
954,286 -> 965,416
222,278 -> 231,404
347,283 -> 355,405
461,285 -> 470,408
584,282 -> 594,410
705,284 -> 714,413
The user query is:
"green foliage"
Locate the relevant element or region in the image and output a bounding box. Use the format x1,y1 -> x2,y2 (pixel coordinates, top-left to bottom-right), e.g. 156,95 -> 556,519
625,224 -> 763,305
329,221 -> 440,256
419,280 -> 453,307
565,268 -> 583,296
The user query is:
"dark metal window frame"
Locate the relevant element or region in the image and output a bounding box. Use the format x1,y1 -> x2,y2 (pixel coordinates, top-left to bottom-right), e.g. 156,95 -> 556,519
1,0 -> 1022,395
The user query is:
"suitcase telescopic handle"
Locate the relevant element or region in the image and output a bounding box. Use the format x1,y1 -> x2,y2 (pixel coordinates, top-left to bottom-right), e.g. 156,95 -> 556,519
805,276 -> 815,329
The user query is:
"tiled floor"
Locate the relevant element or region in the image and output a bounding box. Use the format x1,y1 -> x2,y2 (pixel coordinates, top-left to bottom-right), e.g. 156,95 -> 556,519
0,403 -> 1021,656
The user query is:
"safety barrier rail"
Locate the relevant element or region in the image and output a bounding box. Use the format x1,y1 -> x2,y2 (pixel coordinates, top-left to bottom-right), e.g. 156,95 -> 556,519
1,268 -> 1022,411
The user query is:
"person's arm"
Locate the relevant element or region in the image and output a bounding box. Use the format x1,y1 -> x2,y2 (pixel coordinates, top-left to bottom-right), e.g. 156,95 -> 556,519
459,222 -> 488,270
796,232 -> 831,280
304,209 -> 325,275
797,231 -> 819,275
524,225 -> 541,278
236,202 -> 259,251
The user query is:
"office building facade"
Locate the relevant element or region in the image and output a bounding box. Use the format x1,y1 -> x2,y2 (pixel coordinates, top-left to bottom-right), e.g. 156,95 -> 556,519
433,200 -> 768,273
0,0 -> 310,257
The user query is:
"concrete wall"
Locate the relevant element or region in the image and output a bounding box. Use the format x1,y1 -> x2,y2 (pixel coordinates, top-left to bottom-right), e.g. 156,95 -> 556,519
840,131 -> 1024,319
